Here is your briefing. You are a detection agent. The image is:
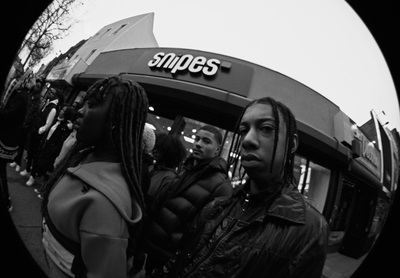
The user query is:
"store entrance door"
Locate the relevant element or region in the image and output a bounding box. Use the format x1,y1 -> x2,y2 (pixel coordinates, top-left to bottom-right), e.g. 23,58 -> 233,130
339,178 -> 378,259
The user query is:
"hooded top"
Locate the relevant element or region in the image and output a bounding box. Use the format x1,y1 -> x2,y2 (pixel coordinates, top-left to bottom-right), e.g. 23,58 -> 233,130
43,161 -> 141,278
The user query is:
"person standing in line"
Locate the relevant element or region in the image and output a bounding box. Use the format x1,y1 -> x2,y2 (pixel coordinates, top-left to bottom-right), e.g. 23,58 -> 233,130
9,77 -> 44,172
21,88 -> 62,185
41,76 -> 149,278
52,126 -> 77,170
129,132 -> 187,277
140,123 -> 157,198
142,125 -> 233,277
32,106 -> 78,198
0,80 -> 29,212
146,133 -> 187,206
169,97 -> 329,278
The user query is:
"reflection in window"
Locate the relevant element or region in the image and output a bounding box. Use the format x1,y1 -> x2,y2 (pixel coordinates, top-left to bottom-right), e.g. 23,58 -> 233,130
294,155 -> 331,213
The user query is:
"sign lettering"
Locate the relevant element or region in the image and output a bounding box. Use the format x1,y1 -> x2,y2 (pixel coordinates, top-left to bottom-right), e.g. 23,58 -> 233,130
148,52 -> 221,76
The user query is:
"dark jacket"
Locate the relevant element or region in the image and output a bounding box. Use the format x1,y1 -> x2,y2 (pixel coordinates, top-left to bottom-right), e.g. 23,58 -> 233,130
144,156 -> 233,261
171,184 -> 329,278
34,119 -> 73,174
145,164 -> 177,209
0,89 -> 28,149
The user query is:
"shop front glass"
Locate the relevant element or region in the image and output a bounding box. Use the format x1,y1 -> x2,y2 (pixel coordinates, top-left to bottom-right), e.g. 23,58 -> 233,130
294,155 -> 331,213
145,109 -> 332,215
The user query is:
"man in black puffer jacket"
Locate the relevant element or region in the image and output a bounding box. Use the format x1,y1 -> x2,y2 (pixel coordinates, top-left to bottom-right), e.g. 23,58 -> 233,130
142,125 -> 233,276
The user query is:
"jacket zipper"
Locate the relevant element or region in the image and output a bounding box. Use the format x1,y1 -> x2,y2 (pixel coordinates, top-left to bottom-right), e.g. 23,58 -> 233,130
184,216 -> 239,276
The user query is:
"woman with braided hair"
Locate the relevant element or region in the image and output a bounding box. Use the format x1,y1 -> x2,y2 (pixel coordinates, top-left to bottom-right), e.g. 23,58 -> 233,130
169,97 -> 329,278
41,75 -> 149,278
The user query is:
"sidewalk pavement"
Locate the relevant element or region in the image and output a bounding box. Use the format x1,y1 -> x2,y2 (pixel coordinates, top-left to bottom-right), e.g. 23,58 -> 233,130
322,252 -> 367,278
6,161 -> 367,278
7,161 -> 50,277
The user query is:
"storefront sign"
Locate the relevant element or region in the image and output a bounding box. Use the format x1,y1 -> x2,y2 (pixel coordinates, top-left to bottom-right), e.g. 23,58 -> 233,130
148,52 -> 224,76
353,128 -> 381,178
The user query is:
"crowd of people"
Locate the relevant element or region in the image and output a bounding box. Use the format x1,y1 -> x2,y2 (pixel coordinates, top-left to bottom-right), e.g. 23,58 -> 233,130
0,74 -> 329,278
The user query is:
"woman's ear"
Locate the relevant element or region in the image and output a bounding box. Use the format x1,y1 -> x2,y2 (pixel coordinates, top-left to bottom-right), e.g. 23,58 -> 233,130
291,134 -> 299,154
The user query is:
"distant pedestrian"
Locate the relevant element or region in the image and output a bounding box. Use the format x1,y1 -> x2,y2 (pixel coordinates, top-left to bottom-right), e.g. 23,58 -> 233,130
41,76 -> 149,278
169,97 -> 329,278
9,77 -> 44,172
21,88 -> 63,186
0,82 -> 29,212
33,106 -> 78,197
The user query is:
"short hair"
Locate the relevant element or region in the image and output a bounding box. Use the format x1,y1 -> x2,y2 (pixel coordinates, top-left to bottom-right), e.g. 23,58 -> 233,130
198,125 -> 223,145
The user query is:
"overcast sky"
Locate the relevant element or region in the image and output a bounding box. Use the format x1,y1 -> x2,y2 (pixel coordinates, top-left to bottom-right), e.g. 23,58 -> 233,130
41,0 -> 399,130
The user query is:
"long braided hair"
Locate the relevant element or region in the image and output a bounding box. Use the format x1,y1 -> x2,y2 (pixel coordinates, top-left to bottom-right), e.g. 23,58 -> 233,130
41,75 -> 149,216
228,97 -> 298,185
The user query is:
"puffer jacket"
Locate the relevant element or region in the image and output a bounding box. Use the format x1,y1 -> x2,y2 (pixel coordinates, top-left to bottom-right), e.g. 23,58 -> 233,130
143,156 -> 233,261
171,184 -> 329,278
43,161 -> 142,278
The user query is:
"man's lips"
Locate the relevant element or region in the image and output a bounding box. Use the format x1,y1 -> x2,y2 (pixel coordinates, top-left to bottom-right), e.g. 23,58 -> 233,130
192,149 -> 202,155
241,153 -> 260,162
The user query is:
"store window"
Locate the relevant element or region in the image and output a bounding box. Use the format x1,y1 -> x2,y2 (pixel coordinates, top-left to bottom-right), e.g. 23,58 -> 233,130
294,155 -> 331,213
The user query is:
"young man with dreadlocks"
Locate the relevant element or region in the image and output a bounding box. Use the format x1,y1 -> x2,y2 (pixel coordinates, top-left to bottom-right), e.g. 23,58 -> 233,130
41,75 -> 149,278
168,97 -> 329,278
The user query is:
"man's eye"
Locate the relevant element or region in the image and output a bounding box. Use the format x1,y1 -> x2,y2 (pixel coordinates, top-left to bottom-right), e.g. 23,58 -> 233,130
238,127 -> 248,135
260,125 -> 274,132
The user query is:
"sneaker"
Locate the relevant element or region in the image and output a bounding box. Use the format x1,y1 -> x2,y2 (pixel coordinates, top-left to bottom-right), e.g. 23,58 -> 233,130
38,194 -> 43,199
15,165 -> 21,172
10,162 -> 17,167
26,176 -> 35,186
34,189 -> 42,194
7,205 -> 13,213
20,169 -> 30,177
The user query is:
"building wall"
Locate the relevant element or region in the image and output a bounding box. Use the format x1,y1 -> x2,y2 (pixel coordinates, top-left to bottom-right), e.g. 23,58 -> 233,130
69,13 -> 158,66
248,64 -> 340,139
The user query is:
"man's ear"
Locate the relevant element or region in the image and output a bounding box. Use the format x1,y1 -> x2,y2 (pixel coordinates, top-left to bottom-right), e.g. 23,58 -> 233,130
214,145 -> 221,156
291,134 -> 299,154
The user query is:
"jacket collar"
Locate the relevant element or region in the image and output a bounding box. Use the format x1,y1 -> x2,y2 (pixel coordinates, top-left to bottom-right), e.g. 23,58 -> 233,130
238,183 -> 307,225
67,161 -> 142,225
265,185 -> 307,224
183,155 -> 228,174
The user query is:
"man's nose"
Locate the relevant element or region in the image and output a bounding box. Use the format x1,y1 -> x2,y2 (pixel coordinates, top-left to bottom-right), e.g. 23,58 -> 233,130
241,128 -> 259,149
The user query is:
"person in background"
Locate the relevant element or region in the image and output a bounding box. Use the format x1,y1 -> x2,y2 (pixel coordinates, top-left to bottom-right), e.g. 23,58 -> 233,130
0,79 -> 29,212
9,77 -> 44,172
128,123 -> 156,277
141,123 -> 156,197
41,75 -> 149,278
169,97 -> 329,278
142,125 -> 233,277
32,106 -> 78,198
21,88 -> 63,184
146,133 -> 187,207
129,132 -> 187,277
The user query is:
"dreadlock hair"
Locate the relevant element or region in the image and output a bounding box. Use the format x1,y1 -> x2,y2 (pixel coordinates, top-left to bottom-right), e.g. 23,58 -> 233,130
228,97 -> 298,185
41,75 -> 149,216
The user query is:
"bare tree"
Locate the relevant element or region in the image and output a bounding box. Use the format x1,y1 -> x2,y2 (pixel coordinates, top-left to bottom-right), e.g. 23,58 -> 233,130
19,0 -> 83,70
